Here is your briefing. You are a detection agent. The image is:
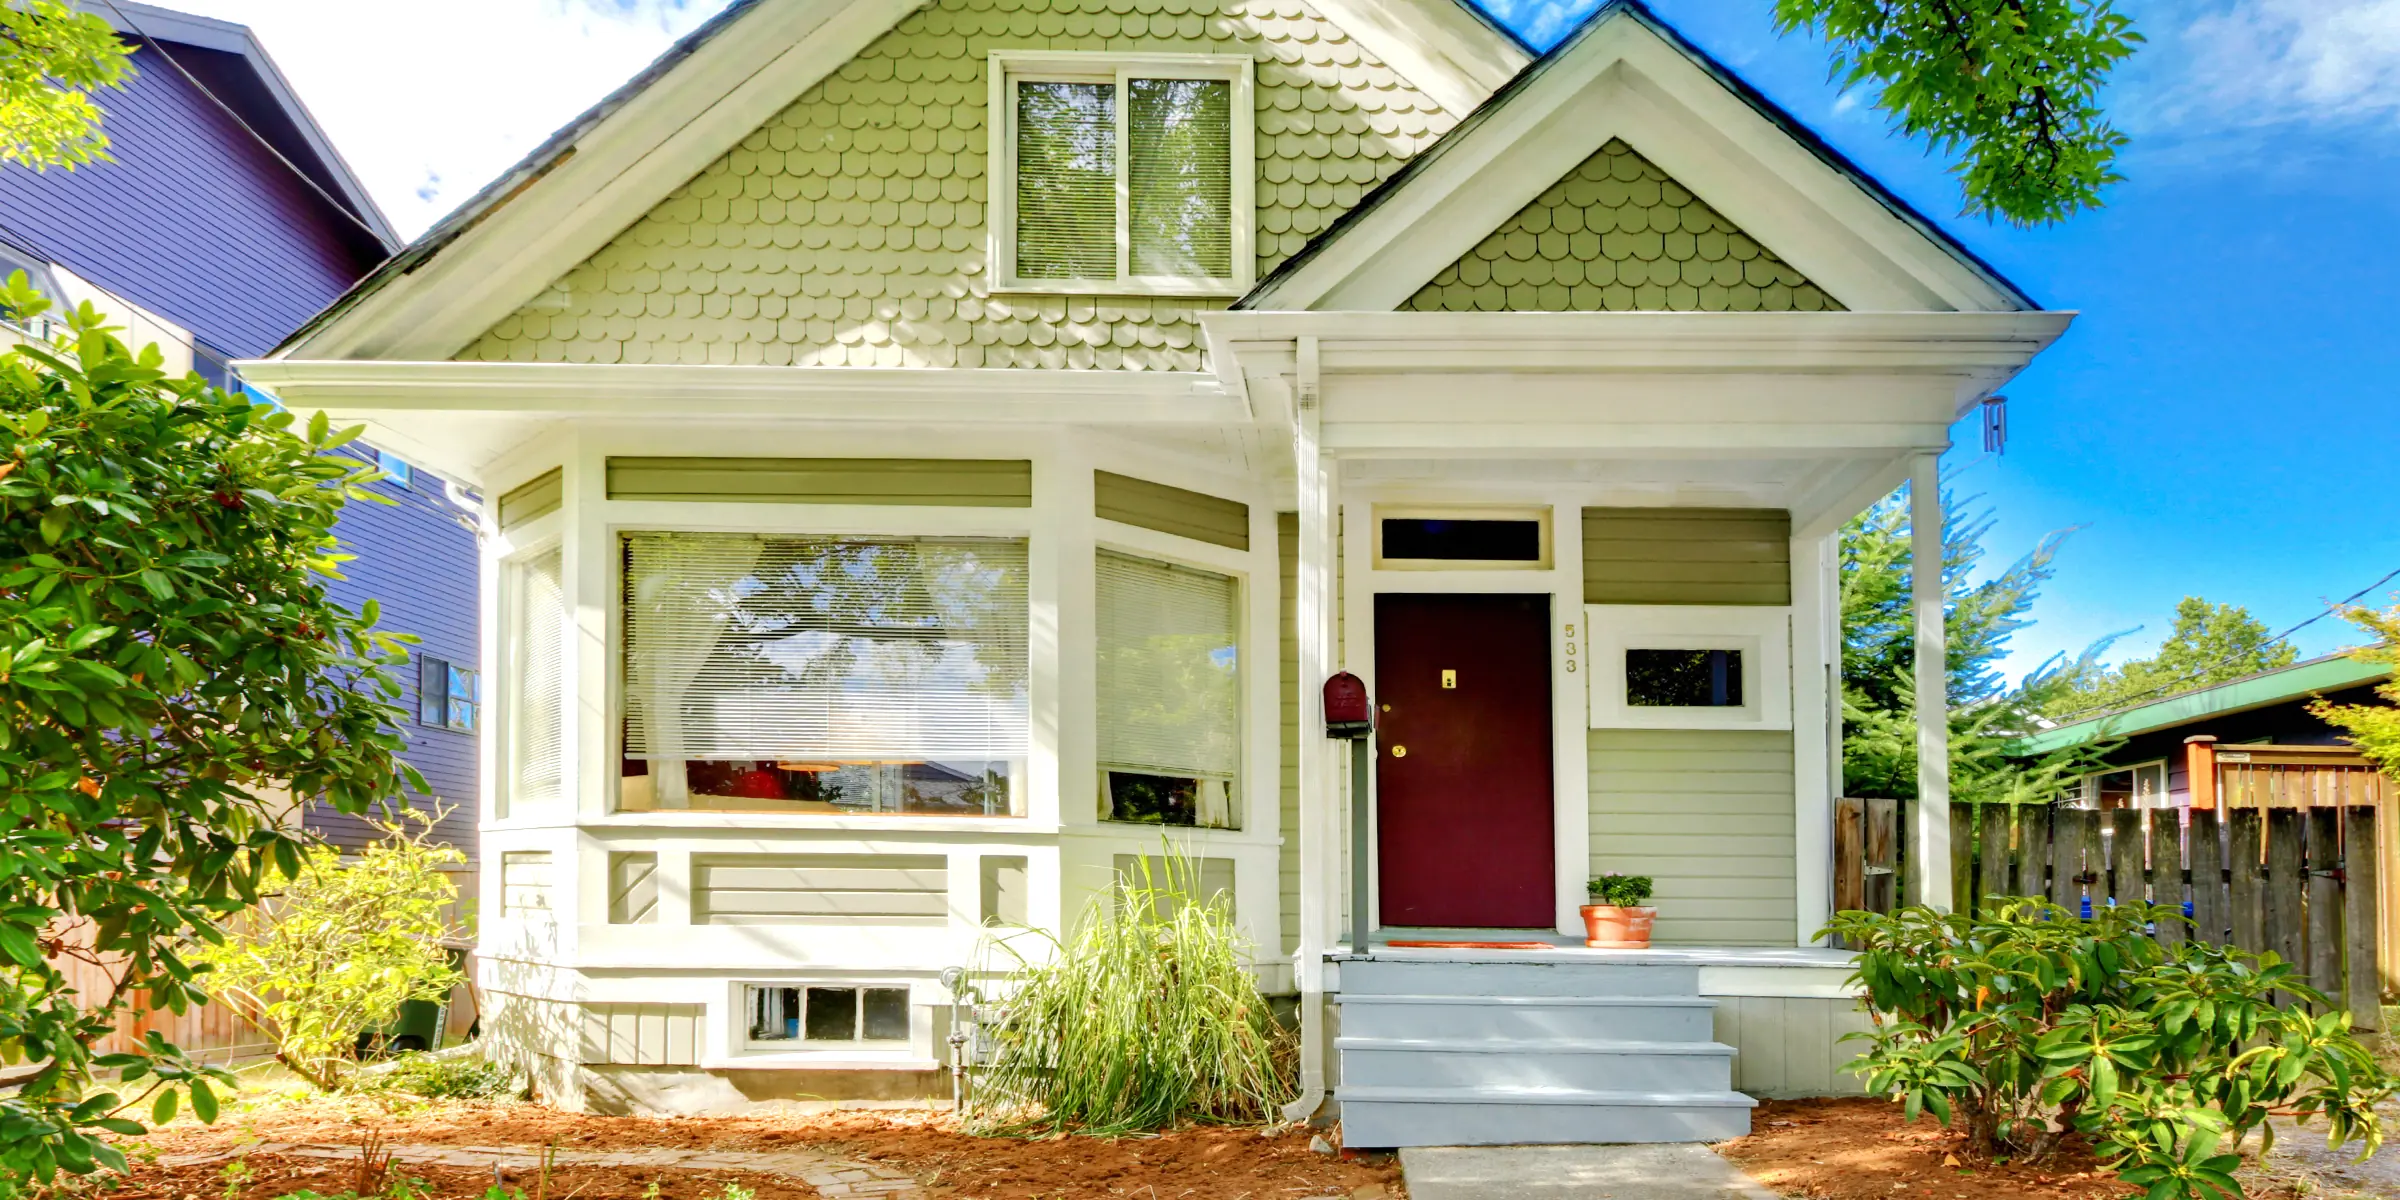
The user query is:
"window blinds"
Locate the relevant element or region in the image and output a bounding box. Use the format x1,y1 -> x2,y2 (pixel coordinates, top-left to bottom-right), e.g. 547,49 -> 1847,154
1096,551 -> 1239,779
622,533 -> 1030,762
1129,78 -> 1233,278
1014,82 -> 1117,280
509,548 -> 567,809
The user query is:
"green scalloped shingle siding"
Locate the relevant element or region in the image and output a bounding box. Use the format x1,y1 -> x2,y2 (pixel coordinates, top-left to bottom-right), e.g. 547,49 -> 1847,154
461,0 -> 1455,370
1401,139 -> 1840,313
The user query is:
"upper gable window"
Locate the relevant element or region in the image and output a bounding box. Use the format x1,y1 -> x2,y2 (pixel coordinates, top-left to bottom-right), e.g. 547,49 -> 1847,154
991,52 -> 1254,296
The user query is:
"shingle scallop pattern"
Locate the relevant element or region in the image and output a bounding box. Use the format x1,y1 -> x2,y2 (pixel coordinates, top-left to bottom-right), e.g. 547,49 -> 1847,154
1400,139 -> 1841,314
462,0 -> 1455,370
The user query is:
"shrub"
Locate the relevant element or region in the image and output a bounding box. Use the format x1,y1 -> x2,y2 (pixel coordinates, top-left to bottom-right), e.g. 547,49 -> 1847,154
1827,899 -> 2392,1200
967,856 -> 1289,1134
1587,873 -> 1654,907
371,1053 -> 522,1102
189,814 -> 464,1090
0,282 -> 418,1180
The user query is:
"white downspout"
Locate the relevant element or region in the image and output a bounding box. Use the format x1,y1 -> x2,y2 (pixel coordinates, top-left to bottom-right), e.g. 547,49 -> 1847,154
1282,335 -> 1333,1124
1909,452 -> 1953,909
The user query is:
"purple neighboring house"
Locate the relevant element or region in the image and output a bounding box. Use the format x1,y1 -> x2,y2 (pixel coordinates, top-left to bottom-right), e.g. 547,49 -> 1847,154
0,2 -> 480,868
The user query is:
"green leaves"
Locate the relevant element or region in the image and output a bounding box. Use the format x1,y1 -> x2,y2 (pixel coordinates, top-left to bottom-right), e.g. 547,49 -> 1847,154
1833,900 -> 2396,1196
1772,0 -> 2141,226
0,277 -> 419,1182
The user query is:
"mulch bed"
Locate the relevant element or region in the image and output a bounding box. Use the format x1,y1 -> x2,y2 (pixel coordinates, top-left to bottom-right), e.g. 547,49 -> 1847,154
118,1101 -> 1403,1200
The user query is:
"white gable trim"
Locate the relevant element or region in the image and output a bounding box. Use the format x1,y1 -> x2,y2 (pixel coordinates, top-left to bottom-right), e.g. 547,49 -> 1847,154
277,0 -> 1531,363
1244,10 -> 2028,314
1307,0 -> 1529,117
282,0 -> 928,362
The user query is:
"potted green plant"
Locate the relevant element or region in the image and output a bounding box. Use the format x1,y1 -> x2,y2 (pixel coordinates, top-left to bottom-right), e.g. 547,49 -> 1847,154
1582,874 -> 1656,948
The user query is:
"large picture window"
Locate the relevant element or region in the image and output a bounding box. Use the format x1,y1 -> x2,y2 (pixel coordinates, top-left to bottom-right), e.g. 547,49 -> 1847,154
619,533 -> 1028,816
1097,551 -> 1239,828
993,52 -> 1254,295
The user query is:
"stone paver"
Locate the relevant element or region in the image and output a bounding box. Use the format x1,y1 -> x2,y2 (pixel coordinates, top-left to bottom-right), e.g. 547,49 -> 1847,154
1400,1144 -> 1781,1200
162,1141 -> 924,1198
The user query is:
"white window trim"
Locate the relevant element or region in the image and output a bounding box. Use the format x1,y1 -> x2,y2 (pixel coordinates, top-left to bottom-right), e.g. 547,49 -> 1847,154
988,50 -> 1256,297
1586,604 -> 1793,731
1372,504 -> 1554,571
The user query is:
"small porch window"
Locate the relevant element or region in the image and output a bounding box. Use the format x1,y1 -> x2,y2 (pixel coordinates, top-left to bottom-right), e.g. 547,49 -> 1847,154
1097,551 -> 1240,828
619,533 -> 1029,816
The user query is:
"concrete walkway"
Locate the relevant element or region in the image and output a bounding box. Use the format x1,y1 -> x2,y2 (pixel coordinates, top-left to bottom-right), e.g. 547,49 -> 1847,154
162,1140 -> 926,1198
1400,1144 -> 1782,1200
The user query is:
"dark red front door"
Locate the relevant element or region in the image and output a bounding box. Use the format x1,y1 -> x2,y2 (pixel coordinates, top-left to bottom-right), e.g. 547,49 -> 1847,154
1374,593 -> 1554,929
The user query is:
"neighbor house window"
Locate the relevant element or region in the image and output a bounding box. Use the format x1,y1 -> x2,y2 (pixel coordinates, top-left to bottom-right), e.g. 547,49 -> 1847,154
417,655 -> 480,733
620,533 -> 1029,816
2077,761 -> 2170,810
1097,551 -> 1239,828
993,52 -> 1254,294
746,985 -> 911,1045
505,548 -> 567,814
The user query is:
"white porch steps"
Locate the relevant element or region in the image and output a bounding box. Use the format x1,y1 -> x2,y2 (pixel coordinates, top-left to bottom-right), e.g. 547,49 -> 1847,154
1333,956 -> 1754,1148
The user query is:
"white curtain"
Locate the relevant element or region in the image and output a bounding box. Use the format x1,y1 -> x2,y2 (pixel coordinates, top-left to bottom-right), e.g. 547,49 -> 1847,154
621,533 -> 1030,777
1096,551 -> 1240,825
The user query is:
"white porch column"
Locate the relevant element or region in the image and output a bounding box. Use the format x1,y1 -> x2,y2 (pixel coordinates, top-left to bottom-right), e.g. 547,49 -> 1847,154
1908,453 -> 1952,910
1790,531 -> 1836,944
1283,337 -> 1336,1122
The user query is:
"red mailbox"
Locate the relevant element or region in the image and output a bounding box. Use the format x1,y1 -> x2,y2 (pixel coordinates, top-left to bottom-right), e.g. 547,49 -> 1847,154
1323,671 -> 1373,740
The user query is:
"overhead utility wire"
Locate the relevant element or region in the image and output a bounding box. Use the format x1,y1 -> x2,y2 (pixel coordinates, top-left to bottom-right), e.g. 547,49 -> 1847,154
2046,563 -> 2400,726
96,0 -> 389,243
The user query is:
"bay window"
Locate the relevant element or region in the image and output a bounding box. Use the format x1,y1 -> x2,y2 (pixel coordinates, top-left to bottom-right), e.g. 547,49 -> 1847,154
504,547 -> 566,816
1096,551 -> 1240,828
619,533 -> 1028,817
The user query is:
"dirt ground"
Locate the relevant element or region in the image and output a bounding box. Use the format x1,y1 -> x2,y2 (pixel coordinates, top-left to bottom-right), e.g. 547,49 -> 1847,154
1716,1097 -> 2381,1200
118,1099 -> 1404,1200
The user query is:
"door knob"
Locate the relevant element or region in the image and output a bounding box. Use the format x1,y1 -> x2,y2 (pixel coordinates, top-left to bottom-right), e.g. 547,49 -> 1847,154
1390,745 -> 1407,758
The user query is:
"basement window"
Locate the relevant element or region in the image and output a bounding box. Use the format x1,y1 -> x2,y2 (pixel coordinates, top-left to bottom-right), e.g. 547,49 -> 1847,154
745,985 -> 912,1046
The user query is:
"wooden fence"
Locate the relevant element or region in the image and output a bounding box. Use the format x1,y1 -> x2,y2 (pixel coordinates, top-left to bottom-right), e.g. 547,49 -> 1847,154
1832,798 -> 2389,1031
46,922 -> 274,1063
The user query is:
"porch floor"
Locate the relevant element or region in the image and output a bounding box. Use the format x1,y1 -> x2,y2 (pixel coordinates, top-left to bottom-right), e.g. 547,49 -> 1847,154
1335,931 -> 1854,968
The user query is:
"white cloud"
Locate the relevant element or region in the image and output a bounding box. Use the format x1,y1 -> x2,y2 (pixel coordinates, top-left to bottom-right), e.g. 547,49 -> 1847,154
2139,0 -> 2400,130
143,0 -> 729,237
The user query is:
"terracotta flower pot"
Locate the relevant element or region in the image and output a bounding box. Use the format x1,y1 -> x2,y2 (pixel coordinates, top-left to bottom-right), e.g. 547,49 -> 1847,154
1580,904 -> 1657,949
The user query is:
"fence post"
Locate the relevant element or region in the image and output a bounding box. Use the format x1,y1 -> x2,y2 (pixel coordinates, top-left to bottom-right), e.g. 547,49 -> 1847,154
2023,806 -> 2054,906
2191,808 -> 2226,945
2232,809 -> 2266,952
2268,809 -> 2305,976
1866,798 -> 1898,914
2078,809 -> 2106,918
2110,809 -> 2145,922
1833,797 -> 1865,915
1979,804 -> 2011,905
1950,802 -> 1975,915
2346,806 -> 2383,1032
2306,808 -> 2344,1008
2152,809 -> 2187,947
2048,805 -> 2080,910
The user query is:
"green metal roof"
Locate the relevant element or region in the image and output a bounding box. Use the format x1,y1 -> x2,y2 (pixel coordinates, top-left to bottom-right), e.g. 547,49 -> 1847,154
2014,653 -> 2391,757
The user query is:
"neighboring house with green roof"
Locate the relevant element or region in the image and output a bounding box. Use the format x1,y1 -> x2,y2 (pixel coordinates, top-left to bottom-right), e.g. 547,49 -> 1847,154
240,0 -> 2070,1144
2017,653 -> 2394,811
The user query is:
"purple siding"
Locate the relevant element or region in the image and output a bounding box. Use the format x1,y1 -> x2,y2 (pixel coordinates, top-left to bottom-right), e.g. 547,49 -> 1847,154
0,42 -> 381,357
318,451 -> 482,862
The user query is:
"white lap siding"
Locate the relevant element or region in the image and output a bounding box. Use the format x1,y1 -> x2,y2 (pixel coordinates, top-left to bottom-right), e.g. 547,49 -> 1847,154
1588,728 -> 1797,945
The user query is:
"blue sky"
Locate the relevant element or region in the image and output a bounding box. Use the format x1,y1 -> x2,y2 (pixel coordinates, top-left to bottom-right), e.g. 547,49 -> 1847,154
170,0 -> 2400,679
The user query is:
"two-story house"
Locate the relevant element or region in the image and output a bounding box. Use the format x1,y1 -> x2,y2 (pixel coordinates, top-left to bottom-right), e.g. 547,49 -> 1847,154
245,0 -> 2069,1143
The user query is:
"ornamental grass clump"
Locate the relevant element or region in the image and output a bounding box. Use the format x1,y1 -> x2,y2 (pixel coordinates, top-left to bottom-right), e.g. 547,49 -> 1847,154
966,856 -> 1290,1135
1827,898 -> 2392,1200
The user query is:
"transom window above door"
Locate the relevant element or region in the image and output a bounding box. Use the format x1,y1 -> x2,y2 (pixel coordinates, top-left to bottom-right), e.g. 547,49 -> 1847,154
992,52 -> 1255,295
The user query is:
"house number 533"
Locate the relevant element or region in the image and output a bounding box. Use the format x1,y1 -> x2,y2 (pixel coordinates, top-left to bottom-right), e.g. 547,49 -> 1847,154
1563,622 -> 1577,673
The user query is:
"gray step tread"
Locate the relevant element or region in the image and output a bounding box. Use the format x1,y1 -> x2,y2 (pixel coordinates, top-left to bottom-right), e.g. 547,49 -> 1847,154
1336,993 -> 1717,1008
1337,1036 -> 1735,1057
1337,1084 -> 1758,1108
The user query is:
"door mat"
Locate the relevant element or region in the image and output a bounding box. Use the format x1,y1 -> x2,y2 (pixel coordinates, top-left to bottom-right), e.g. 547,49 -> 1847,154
1382,940 -> 1556,949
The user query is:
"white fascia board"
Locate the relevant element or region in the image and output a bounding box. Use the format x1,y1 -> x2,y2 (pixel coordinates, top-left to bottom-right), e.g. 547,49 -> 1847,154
1247,12 -> 2024,315
1204,311 -> 2073,374
235,360 -> 1238,423
1305,0 -> 1529,116
282,0 -> 926,362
